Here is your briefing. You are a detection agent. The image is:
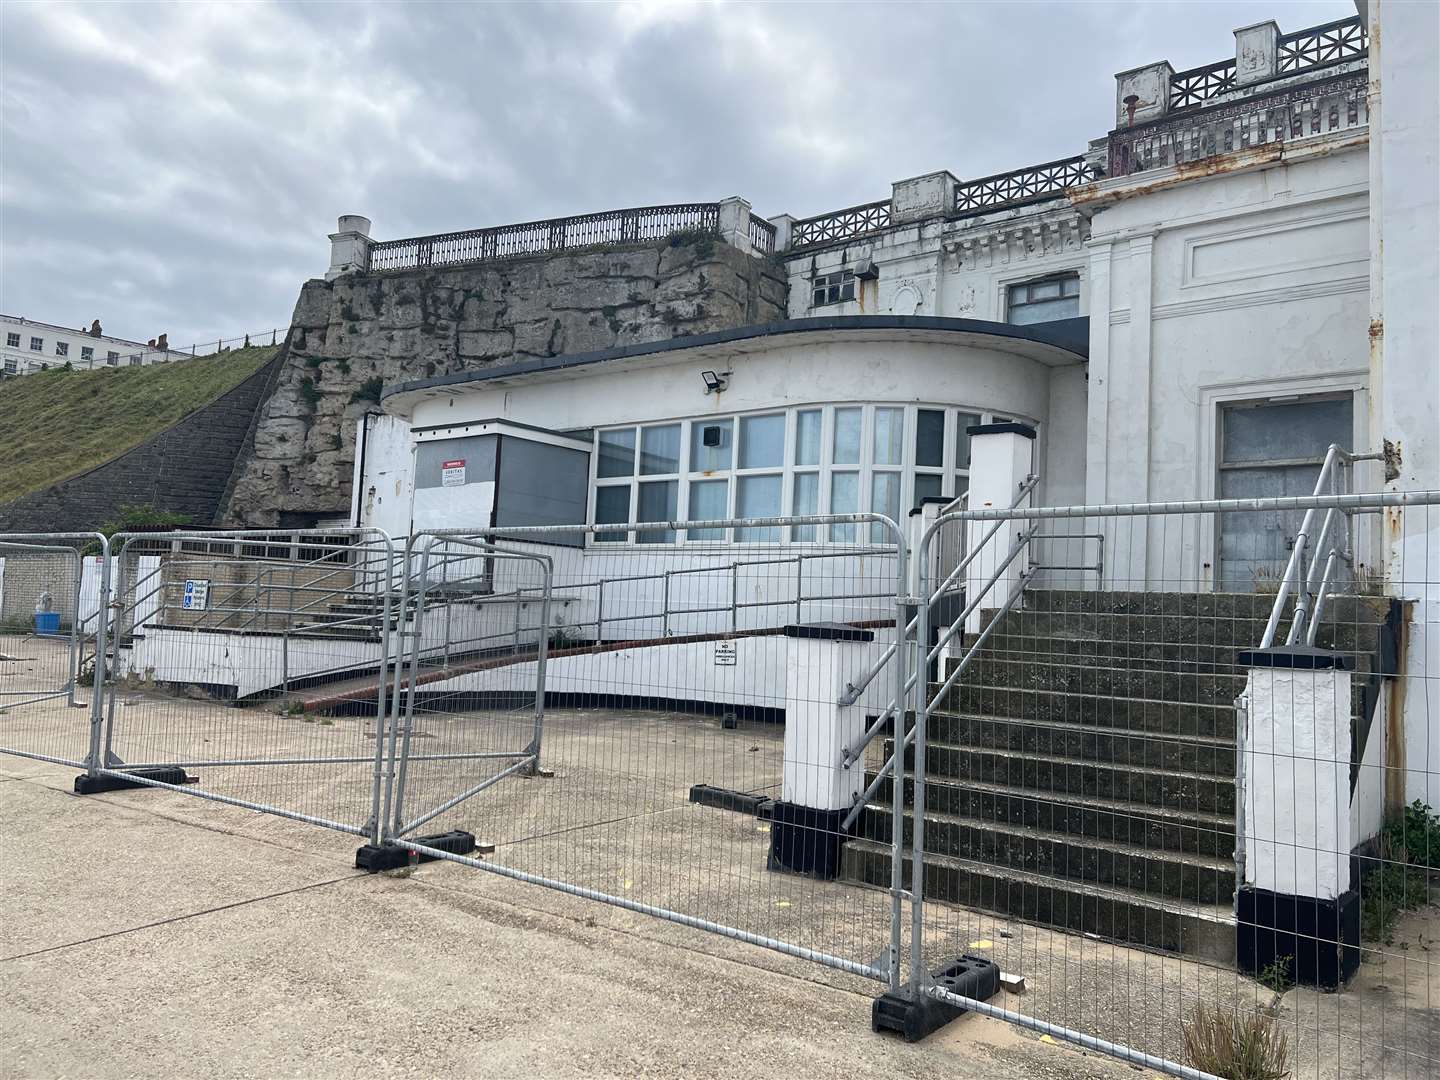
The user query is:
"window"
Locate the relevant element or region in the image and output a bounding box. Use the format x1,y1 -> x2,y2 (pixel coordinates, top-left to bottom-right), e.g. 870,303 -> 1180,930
5,333 -> 18,347
55,341 -> 69,357
590,405 -> 1023,546
80,346 -> 93,363
106,351 -> 120,365
3,358 -> 16,374
128,355 -> 142,366
1007,274 -> 1080,325
29,337 -> 43,352
811,270 -> 856,308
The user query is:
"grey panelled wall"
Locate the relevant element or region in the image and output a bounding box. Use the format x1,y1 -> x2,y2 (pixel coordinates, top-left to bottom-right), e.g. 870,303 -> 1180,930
495,438 -> 589,544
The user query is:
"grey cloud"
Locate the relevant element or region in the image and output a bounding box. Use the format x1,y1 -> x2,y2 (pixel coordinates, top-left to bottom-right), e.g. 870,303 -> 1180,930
1,0 -> 1349,346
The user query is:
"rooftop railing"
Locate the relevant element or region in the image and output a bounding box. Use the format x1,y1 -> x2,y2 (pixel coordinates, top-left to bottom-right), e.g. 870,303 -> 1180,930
1278,14 -> 1367,73
1111,66 -> 1368,178
953,156 -> 1099,217
788,200 -> 892,251
367,203 -> 721,273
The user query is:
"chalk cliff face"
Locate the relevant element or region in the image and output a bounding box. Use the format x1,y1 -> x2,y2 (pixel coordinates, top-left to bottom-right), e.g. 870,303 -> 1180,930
222,236 -> 788,527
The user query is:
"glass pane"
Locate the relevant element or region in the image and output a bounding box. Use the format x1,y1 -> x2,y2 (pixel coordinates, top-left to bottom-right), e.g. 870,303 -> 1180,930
833,407 -> 861,465
739,414 -> 784,469
690,419 -> 733,473
639,424 -> 680,475
873,407 -> 904,466
687,479 -> 729,540
1008,295 -> 1079,325
829,471 -> 858,542
597,428 -> 635,478
871,471 -> 900,542
1030,280 -> 1062,300
795,409 -> 822,466
636,480 -> 677,544
1062,276 -> 1081,297
955,412 -> 981,467
913,473 -> 943,509
915,409 -> 945,468
791,472 -> 819,542
594,485 -> 630,542
736,474 -> 782,541
1221,398 -> 1352,465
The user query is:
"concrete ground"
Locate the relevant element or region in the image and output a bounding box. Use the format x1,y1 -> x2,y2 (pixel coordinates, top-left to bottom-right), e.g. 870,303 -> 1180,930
2,634 -> 1436,1078
1,758 -> 1142,1080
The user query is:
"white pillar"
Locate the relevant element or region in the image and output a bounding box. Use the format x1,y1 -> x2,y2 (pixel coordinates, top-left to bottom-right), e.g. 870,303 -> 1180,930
781,626 -> 874,811
327,214 -> 373,280
716,196 -> 755,256
1234,21 -> 1280,85
1114,60 -> 1174,127
766,213 -> 796,253
963,424 -> 1036,635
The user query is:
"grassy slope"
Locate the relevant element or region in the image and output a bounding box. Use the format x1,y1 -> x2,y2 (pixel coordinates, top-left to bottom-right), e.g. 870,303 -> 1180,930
0,345 -> 277,505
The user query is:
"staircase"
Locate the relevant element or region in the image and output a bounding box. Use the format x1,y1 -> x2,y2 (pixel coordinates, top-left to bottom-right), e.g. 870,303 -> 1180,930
841,589 -> 1389,964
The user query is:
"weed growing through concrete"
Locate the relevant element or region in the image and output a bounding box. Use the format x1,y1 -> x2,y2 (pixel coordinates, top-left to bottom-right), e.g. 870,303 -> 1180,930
1182,1003 -> 1290,1080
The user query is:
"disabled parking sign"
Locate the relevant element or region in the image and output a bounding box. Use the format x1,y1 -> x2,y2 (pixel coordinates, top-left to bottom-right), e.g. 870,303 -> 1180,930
182,579 -> 210,611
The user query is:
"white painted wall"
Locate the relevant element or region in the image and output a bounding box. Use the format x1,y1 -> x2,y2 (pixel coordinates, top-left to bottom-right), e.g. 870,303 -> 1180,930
351,413 -> 415,538
402,335 -> 1064,439
1368,0 -> 1440,806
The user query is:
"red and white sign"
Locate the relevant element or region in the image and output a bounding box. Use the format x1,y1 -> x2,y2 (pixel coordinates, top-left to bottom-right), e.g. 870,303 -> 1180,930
441,459 -> 466,487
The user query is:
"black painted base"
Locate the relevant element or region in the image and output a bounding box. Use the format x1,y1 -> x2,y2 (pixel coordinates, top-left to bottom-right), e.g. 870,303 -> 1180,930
768,801 -> 847,880
872,956 -> 1002,1042
74,766 -> 194,794
355,830 -> 478,872
1237,885 -> 1360,989
688,783 -> 774,819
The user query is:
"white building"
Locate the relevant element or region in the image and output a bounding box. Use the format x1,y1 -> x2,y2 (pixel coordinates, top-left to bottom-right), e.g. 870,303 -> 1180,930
123,3 -> 1434,979
0,315 -> 188,377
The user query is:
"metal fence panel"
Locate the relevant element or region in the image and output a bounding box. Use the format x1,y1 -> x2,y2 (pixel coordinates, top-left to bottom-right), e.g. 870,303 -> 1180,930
913,490 -> 1439,1080
0,534 -> 105,770
81,528 -> 400,837
384,513 -> 912,988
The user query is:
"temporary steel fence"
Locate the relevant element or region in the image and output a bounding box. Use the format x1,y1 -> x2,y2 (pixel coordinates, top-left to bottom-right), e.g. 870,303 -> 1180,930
381,513 -> 914,989
0,533 -> 106,771
1,490 -> 1435,1080
913,488 -> 1438,1079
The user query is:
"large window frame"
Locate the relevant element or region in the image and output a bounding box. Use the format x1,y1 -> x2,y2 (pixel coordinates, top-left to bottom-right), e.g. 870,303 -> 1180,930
589,403 -> 1023,546
1006,273 -> 1080,325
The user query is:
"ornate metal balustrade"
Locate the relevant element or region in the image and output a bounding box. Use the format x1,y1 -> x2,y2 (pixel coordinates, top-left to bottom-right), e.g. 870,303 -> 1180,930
748,214 -> 777,255
953,156 -> 1099,218
1169,58 -> 1236,109
367,203 -> 721,273
1110,68 -> 1367,178
789,200 -> 892,251
1279,14 -> 1367,73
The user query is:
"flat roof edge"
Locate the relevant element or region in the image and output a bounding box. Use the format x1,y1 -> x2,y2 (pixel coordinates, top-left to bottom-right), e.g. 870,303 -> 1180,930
380,314 -> 1089,404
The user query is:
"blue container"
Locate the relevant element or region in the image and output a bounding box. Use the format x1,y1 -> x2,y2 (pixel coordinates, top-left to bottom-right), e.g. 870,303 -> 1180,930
34,612 -> 61,636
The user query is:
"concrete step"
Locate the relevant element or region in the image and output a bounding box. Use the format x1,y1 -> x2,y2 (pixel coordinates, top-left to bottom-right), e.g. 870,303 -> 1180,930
962,634 -> 1376,676
957,656 -> 1246,705
840,838 -> 1236,963
1020,589 -> 1389,625
934,684 -> 1238,739
889,741 -> 1237,815
857,806 -> 1236,904
983,610 -> 1382,652
870,774 -> 1236,859
913,714 -> 1236,776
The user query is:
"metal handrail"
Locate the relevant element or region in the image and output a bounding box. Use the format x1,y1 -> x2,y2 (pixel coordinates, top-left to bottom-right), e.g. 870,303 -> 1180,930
1258,445 -> 1382,648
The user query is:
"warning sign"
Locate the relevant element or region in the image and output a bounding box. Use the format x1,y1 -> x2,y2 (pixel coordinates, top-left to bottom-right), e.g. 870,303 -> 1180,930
182,579 -> 210,611
713,641 -> 737,666
441,459 -> 466,487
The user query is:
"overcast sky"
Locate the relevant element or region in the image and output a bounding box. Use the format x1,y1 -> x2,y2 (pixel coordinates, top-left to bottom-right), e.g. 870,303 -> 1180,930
1,0 -> 1350,347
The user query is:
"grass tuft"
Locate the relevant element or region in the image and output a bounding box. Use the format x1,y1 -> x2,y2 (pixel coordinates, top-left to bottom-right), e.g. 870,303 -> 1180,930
1183,1003 -> 1291,1080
